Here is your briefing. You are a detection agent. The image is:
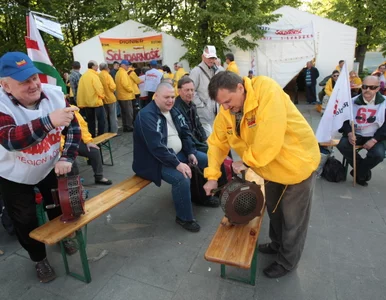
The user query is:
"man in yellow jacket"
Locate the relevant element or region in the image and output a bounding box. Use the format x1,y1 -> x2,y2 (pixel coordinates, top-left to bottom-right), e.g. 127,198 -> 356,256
61,108 -> 112,185
77,60 -> 106,137
99,62 -> 118,133
203,71 -> 320,279
225,53 -> 240,75
127,62 -> 142,117
115,60 -> 134,132
173,62 -> 187,96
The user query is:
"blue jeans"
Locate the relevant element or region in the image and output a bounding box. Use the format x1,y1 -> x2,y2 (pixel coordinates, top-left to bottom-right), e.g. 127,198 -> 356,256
161,151 -> 208,221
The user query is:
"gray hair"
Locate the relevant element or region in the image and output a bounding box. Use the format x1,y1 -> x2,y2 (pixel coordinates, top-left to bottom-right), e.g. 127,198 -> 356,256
363,75 -> 380,83
175,62 -> 183,68
99,62 -> 108,70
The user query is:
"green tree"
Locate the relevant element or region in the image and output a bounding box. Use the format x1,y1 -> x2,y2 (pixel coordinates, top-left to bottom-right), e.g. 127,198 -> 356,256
308,0 -> 386,73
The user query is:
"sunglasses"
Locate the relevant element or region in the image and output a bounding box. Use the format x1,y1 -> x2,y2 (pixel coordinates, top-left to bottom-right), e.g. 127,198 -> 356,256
361,85 -> 379,90
332,75 -> 339,78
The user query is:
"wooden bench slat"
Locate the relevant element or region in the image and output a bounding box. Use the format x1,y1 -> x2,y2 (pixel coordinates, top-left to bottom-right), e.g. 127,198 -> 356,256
205,170 -> 265,269
30,176 -> 150,245
319,139 -> 340,147
93,133 -> 117,145
205,212 -> 264,269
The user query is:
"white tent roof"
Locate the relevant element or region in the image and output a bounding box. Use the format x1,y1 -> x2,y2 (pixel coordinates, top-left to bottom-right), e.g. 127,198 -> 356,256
73,20 -> 189,73
225,6 -> 357,88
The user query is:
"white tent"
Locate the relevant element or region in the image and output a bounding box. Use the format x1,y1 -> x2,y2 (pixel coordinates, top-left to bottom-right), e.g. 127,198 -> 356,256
225,6 -> 357,88
73,20 -> 189,73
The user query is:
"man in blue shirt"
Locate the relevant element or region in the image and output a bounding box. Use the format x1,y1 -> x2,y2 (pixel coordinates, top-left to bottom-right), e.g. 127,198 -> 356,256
303,61 -> 319,104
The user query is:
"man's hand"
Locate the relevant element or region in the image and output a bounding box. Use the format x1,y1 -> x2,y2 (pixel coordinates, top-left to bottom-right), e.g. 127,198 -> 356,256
86,142 -> 99,151
203,180 -> 218,196
348,132 -> 356,146
176,162 -> 192,178
363,138 -> 377,150
49,106 -> 79,127
232,160 -> 248,174
188,154 -> 198,165
54,160 -> 72,176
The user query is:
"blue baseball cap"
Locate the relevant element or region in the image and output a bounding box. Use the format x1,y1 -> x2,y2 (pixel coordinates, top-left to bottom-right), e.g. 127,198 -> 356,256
149,60 -> 158,66
120,60 -> 130,66
0,52 -> 42,82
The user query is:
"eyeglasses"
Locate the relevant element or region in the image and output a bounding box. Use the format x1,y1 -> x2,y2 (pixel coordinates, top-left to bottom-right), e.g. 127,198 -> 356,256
361,85 -> 379,90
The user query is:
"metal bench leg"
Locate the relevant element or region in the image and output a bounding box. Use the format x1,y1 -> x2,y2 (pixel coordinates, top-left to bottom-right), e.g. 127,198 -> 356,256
59,226 -> 91,283
100,140 -> 114,166
218,243 -> 258,286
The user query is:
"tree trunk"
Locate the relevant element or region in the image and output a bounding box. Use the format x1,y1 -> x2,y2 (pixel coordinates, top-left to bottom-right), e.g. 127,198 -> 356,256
355,44 -> 368,74
198,0 -> 209,46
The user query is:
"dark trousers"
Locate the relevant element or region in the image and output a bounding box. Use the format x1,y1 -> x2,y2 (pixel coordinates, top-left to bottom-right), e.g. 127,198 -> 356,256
265,172 -> 315,270
337,136 -> 385,181
72,141 -> 104,181
305,84 -> 317,103
0,170 -> 61,262
117,100 -> 134,130
84,106 -> 106,137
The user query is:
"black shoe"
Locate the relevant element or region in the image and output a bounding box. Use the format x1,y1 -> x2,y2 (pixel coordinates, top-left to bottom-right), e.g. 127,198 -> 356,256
63,239 -> 78,256
36,258 -> 57,283
175,217 -> 200,232
95,179 -> 113,185
350,170 -> 369,186
263,262 -> 290,278
194,196 -> 220,208
258,243 -> 278,254
123,128 -> 133,132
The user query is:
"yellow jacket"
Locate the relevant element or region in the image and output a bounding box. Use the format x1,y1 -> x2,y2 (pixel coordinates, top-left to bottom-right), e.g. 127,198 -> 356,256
173,67 -> 187,96
325,78 -> 334,96
99,70 -> 116,104
77,69 -> 104,108
226,61 -> 240,75
128,68 -> 141,96
204,76 -> 320,185
115,67 -> 134,100
61,108 -> 93,150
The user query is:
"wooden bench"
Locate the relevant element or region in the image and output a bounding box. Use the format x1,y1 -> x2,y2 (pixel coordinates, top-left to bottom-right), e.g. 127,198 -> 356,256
30,175 -> 150,283
204,170 -> 265,285
93,132 -> 117,166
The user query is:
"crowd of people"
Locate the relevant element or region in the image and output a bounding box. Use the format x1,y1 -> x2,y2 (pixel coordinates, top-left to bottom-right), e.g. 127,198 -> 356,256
0,44 -> 385,285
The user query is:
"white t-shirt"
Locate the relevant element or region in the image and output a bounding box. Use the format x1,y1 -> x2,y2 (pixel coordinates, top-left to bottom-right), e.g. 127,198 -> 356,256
162,111 -> 182,154
138,75 -> 147,98
144,69 -> 163,92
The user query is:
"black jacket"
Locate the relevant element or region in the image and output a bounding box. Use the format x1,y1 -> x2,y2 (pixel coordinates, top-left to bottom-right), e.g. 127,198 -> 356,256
132,101 -> 196,186
303,67 -> 319,86
174,96 -> 208,152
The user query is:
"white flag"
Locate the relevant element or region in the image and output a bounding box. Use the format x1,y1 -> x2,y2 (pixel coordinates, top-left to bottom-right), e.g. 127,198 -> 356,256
316,62 -> 353,142
33,15 -> 64,40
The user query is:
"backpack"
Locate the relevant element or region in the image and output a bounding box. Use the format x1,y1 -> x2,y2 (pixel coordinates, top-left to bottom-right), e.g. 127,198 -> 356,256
190,164 -> 211,205
322,157 -> 346,182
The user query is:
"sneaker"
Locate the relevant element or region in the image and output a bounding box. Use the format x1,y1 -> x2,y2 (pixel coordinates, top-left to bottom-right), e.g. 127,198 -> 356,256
35,258 -> 56,283
175,217 -> 201,232
63,239 -> 78,256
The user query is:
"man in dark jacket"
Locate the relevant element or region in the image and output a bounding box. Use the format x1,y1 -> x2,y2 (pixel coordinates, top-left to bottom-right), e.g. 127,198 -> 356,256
174,77 -> 208,152
133,83 -> 208,232
303,61 -> 319,104
337,76 -> 386,186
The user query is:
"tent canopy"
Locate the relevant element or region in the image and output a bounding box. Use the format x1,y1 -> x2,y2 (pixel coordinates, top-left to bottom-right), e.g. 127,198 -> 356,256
73,20 -> 189,74
225,6 -> 357,88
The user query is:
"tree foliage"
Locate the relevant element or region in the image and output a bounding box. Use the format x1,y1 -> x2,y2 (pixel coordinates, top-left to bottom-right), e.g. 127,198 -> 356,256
308,0 -> 386,72
0,0 -> 302,72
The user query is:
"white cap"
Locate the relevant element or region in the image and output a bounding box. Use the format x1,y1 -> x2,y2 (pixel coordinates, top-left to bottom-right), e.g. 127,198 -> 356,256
203,45 -> 217,59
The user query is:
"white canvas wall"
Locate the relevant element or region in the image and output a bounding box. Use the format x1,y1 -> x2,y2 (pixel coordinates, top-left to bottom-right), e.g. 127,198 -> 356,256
225,6 -> 357,89
72,20 -> 189,74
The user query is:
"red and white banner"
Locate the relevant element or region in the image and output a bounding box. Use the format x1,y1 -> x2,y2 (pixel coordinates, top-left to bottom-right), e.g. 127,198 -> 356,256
260,23 -> 314,41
